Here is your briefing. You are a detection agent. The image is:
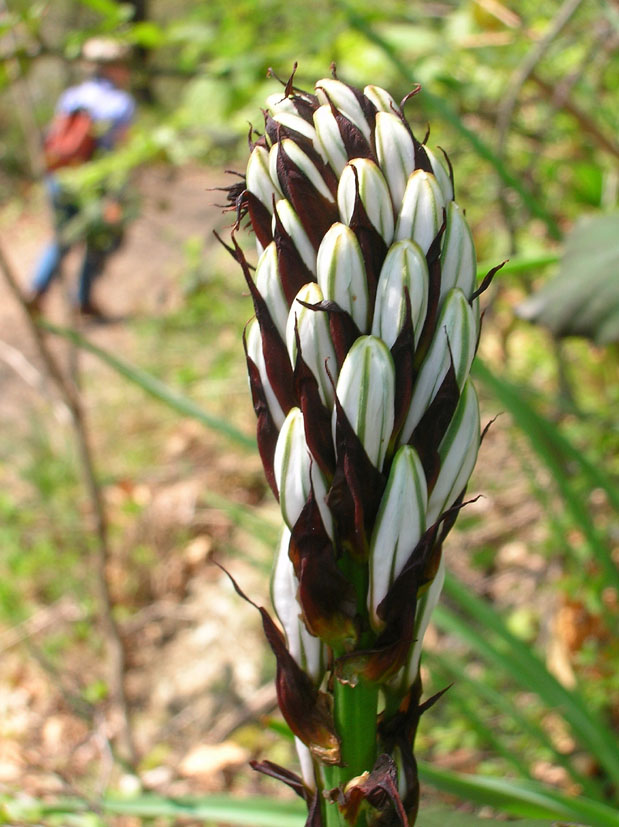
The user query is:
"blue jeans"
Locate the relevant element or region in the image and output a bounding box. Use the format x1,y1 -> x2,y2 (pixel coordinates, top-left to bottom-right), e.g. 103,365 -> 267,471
31,177 -> 108,306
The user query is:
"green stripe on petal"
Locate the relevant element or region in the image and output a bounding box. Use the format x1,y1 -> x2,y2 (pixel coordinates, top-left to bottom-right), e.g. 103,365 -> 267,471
400,288 -> 478,443
426,379 -> 480,525
375,111 -> 415,210
338,159 -> 395,245
274,407 -> 312,529
368,445 -> 427,630
440,201 -> 477,304
334,335 -> 395,469
286,282 -> 338,408
317,223 -> 369,332
372,239 -> 429,349
395,169 -> 445,254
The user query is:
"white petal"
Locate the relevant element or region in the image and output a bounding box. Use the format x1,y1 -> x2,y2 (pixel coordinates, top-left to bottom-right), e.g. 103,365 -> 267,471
338,159 -> 394,245
255,242 -> 288,340
274,407 -> 311,529
246,318 -> 285,429
375,111 -> 415,210
246,144 -> 281,210
313,105 -> 348,176
315,78 -> 372,142
286,282 -> 338,408
440,201 -> 476,304
333,335 -> 395,469
272,198 -> 316,274
395,169 -> 445,254
368,445 -> 427,630
317,222 -> 369,332
371,239 -> 429,348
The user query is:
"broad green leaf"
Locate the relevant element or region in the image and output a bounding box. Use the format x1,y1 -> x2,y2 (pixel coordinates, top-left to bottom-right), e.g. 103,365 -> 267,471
517,212 -> 619,343
43,322 -> 255,450
476,253 -> 560,281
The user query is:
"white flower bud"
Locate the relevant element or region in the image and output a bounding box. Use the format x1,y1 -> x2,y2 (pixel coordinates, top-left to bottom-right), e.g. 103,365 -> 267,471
270,111 -> 317,143
368,445 -> 427,630
424,146 -> 454,203
274,407 -> 312,529
363,84 -> 400,114
310,460 -> 334,540
395,169 -> 445,254
265,93 -> 299,116
426,380 -> 480,525
315,78 -> 372,142
333,336 -> 395,469
255,242 -> 288,340
440,201 -> 476,304
313,105 -> 348,176
272,198 -> 316,273
295,737 -> 317,791
403,556 -> 446,688
317,223 -> 369,332
400,288 -> 477,443
371,239 -> 429,349
286,282 -> 338,408
246,318 -> 285,429
375,111 -> 415,210
271,526 -> 325,684
338,159 -> 395,245
270,139 -> 334,203
246,145 -> 282,210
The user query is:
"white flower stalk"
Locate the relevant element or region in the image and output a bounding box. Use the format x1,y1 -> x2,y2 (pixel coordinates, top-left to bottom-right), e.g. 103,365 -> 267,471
368,445 -> 427,630
375,111 -> 415,210
235,74 -> 491,822
333,335 -> 395,469
274,407 -> 312,529
338,159 -> 395,244
286,282 -> 338,407
400,287 -> 478,443
426,379 -> 480,525
395,169 -> 445,254
255,242 -> 289,340
317,222 -> 369,332
371,239 -> 429,348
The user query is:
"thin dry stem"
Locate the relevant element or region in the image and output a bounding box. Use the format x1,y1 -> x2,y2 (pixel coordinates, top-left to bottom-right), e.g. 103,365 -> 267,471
0,240 -> 137,766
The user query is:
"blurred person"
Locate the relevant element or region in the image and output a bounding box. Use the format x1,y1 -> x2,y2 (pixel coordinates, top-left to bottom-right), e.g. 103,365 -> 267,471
27,37 -> 135,318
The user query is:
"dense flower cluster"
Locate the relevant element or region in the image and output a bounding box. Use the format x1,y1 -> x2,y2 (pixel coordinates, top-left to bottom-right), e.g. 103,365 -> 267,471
228,69 -> 491,825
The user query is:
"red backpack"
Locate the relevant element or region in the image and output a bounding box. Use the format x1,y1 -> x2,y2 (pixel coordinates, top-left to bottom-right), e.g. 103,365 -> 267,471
43,109 -> 97,172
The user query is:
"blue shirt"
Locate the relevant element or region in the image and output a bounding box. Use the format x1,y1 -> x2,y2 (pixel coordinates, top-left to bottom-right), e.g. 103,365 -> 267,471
56,76 -> 135,150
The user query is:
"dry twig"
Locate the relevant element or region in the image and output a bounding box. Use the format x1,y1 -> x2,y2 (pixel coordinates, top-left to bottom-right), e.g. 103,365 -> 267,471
0,240 -> 137,766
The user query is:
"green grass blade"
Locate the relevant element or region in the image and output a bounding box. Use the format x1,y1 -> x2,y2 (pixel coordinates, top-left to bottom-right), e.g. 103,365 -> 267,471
426,651 -> 600,797
474,358 -> 619,511
476,253 -> 560,280
473,358 -> 619,586
418,764 -> 619,826
340,3 -> 562,240
43,322 -> 256,451
9,794 -> 306,827
439,574 -> 619,790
